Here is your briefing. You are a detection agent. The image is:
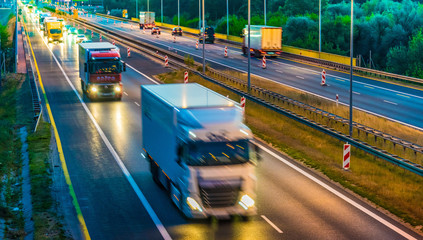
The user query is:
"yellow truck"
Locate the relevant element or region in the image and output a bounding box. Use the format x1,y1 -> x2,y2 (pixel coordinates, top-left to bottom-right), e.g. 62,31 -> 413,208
46,21 -> 63,43
242,25 -> 282,57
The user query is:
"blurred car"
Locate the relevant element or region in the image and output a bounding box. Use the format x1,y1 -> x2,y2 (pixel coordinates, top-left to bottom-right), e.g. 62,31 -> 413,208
151,27 -> 161,35
199,27 -> 215,44
68,27 -> 78,35
75,34 -> 87,43
171,27 -> 182,36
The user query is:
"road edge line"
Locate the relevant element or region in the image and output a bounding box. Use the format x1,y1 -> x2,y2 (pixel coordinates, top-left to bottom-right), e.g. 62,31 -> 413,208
23,22 -> 91,240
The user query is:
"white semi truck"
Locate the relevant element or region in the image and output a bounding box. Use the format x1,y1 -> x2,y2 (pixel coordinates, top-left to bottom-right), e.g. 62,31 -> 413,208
139,11 -> 155,29
141,83 -> 259,219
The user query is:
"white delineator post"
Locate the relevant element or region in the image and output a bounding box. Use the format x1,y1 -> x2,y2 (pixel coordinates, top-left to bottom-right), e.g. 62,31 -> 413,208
240,96 -> 246,115
343,144 -> 351,170
184,71 -> 188,83
262,55 -> 266,69
196,40 -> 199,50
321,69 -> 327,86
112,40 -> 115,45
91,32 -> 94,39
99,34 -> 102,42
224,46 -> 228,58
173,36 -> 176,43
336,94 -> 339,105
127,47 -> 131,57
164,55 -> 169,67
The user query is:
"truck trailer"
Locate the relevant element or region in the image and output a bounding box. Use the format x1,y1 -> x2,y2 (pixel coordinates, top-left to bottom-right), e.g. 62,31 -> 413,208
78,42 -> 126,100
242,25 -> 282,57
46,21 -> 63,43
141,83 -> 259,219
42,16 -> 57,35
139,11 -> 155,29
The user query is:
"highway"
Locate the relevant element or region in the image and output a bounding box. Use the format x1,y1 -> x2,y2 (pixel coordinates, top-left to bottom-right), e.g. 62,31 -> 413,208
78,13 -> 423,130
23,10 -> 422,240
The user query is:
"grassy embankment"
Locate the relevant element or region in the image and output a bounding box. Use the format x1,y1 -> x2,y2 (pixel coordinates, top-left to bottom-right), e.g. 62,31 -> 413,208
156,68 -> 423,233
213,68 -> 423,164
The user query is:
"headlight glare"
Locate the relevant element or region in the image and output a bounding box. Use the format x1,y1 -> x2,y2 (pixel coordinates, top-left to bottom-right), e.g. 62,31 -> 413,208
186,197 -> 203,212
90,86 -> 97,92
239,194 -> 255,209
114,86 -> 121,92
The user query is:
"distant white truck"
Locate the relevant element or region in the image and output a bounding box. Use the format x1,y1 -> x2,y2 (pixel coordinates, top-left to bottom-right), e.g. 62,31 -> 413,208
242,25 -> 282,57
139,11 -> 155,29
141,83 -> 259,219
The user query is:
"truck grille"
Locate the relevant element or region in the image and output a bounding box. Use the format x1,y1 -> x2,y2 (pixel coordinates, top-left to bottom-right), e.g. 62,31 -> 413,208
199,179 -> 242,208
98,84 -> 115,93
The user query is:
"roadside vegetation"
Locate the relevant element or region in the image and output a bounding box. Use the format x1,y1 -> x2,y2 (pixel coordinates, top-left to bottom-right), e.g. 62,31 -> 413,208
157,69 -> 423,234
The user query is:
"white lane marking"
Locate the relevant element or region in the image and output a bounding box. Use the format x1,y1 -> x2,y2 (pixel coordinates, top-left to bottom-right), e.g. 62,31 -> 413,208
276,70 -> 284,73
261,215 -> 283,233
396,94 -> 410,98
229,57 -> 234,59
353,91 -> 360,95
242,60 -> 248,63
384,100 -> 398,105
123,92 -> 128,96
134,102 -> 140,106
35,26 -> 172,240
296,76 -> 304,79
127,64 -> 160,85
85,19 -> 423,131
255,142 -> 417,240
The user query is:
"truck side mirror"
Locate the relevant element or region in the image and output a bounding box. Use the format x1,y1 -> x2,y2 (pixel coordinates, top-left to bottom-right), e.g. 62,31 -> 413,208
84,63 -> 87,72
254,144 -> 262,161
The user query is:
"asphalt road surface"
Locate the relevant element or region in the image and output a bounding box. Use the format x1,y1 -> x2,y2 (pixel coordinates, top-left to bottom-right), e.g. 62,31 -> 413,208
23,10 -> 422,240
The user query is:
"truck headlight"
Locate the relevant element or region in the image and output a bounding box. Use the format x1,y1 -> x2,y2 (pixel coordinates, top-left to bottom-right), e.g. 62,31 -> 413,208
60,37 -> 63,40
48,37 -> 52,41
186,197 -> 203,212
239,194 -> 255,209
114,86 -> 121,92
90,86 -> 97,92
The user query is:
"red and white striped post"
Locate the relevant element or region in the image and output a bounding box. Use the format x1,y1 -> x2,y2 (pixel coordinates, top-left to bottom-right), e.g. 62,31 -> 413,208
224,46 -> 228,58
196,40 -> 199,50
240,96 -> 246,115
121,22 -> 123,28
262,56 -> 267,69
114,20 -> 115,25
127,47 -> 131,57
99,34 -> 102,42
343,144 -> 351,170
91,32 -> 93,39
107,18 -> 108,23
321,69 -> 327,86
130,24 -> 133,30
164,55 -> 169,67
84,27 -> 86,33
143,29 -> 145,34
112,40 -> 115,45
336,94 -> 339,105
173,36 -> 176,43
184,71 -> 188,83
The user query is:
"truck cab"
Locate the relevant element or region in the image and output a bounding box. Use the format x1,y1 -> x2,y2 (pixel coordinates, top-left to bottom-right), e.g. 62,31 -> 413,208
79,42 -> 126,100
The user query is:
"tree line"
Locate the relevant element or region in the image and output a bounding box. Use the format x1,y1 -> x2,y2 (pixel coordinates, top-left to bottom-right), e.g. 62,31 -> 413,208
103,0 -> 423,78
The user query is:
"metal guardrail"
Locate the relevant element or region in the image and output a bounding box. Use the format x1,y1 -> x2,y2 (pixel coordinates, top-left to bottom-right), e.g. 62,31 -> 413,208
71,17 -> 423,176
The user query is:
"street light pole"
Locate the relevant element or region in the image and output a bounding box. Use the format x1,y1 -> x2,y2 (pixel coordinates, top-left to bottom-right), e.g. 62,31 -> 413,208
136,0 -> 138,19
161,0 -> 163,23
349,0 -> 354,137
15,0 -> 18,73
226,0 -> 229,36
147,0 -> 149,12
202,0 -> 205,73
319,0 -> 321,58
264,0 -> 266,26
198,0 -> 201,29
247,0 -> 251,90
178,0 -> 180,26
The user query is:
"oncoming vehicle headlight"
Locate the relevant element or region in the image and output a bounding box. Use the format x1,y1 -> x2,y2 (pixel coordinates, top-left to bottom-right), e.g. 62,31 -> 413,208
114,86 -> 121,92
90,86 -> 98,92
186,197 -> 203,212
239,194 -> 255,209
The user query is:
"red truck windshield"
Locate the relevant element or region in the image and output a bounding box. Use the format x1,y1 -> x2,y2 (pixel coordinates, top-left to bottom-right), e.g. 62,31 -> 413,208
90,61 -> 122,74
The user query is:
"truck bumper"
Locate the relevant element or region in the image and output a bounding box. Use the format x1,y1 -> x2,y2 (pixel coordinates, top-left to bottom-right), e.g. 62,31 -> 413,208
187,205 -> 257,219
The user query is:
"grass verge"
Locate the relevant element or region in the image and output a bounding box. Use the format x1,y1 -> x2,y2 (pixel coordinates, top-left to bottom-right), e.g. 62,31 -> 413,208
157,69 -> 423,234
27,120 -> 69,239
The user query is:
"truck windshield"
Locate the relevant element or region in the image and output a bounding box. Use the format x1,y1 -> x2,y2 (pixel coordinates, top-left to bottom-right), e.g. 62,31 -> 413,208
90,61 -> 122,74
49,29 -> 62,34
187,140 -> 249,166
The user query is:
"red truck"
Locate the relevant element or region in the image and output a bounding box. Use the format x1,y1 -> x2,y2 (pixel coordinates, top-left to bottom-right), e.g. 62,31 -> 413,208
78,42 -> 126,100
